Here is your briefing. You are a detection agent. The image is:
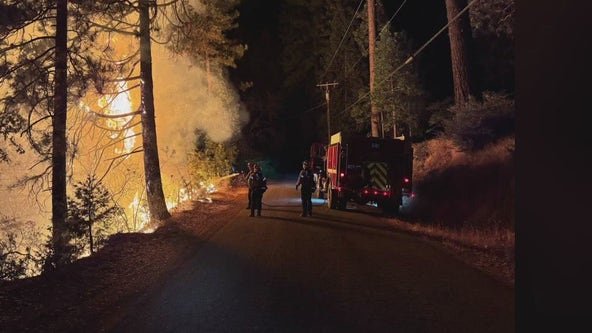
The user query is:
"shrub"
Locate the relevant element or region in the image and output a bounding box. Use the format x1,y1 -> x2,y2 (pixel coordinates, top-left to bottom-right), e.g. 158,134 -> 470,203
423,98 -> 454,140
67,175 -> 124,256
189,131 -> 238,189
445,92 -> 514,151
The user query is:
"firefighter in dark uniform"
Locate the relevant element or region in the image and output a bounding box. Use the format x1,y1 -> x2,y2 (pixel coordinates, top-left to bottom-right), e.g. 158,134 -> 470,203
248,164 -> 267,217
296,160 -> 315,217
244,162 -> 255,209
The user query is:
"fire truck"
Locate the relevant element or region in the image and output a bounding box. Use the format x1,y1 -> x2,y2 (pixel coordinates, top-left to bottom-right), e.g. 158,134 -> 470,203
324,131 -> 413,215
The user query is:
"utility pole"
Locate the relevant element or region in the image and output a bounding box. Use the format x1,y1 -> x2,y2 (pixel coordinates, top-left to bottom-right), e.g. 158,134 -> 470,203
367,0 -> 381,137
317,82 -> 339,144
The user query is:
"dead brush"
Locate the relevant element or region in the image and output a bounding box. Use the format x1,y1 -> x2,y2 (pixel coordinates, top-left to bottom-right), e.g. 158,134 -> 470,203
400,136 -> 515,284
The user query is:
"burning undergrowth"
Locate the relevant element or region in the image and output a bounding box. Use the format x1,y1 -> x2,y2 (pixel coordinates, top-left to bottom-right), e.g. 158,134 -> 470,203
0,184 -> 248,332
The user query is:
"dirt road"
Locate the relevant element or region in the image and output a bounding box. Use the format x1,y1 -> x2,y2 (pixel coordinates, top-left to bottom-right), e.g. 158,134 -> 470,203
110,177 -> 514,332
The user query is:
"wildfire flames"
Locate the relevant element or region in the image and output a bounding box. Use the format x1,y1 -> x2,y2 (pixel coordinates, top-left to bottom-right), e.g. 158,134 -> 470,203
99,80 -> 136,155
96,80 -> 209,233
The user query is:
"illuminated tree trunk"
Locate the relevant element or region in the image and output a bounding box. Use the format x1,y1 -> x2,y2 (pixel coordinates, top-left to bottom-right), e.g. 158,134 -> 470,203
50,0 -> 69,269
368,0 -> 381,137
88,209 -> 94,254
139,0 -> 171,221
444,0 -> 474,105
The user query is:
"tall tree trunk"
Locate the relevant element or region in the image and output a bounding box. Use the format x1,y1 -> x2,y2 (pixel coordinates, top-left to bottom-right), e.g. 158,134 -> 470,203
88,208 -> 94,254
444,0 -> 474,105
88,222 -> 94,254
50,0 -> 69,269
139,0 -> 171,221
368,0 -> 381,137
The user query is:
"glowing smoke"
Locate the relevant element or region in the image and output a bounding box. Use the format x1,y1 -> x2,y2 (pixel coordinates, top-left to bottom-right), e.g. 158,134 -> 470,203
1,1 -> 249,233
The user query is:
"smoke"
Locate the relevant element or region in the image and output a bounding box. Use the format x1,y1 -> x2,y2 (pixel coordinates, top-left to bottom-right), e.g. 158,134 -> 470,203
1,0 -> 250,228
150,44 -> 248,184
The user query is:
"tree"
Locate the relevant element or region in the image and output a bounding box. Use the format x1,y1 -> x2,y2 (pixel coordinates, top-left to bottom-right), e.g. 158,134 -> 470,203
1,215 -> 43,281
374,29 -> 424,138
444,0 -> 477,105
367,0 -> 381,137
138,0 -> 170,221
279,0 -> 370,139
51,0 -> 70,268
96,0 -> 245,221
0,0 -> 111,269
67,174 -> 122,255
189,130 -> 237,188
167,0 -> 246,94
469,0 -> 514,92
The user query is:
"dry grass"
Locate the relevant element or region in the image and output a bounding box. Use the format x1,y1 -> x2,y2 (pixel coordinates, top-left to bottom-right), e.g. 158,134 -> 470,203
394,135 -> 515,286
409,135 -> 515,229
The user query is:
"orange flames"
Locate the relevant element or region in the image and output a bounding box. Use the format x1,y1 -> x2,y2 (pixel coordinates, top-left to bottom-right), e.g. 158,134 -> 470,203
98,80 -> 136,155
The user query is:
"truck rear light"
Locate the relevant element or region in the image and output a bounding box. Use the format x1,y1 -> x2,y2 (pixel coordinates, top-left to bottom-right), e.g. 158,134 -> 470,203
382,191 -> 389,196
403,178 -> 410,183
337,187 -> 342,192
340,172 -> 345,178
363,189 -> 369,194
373,190 -> 378,195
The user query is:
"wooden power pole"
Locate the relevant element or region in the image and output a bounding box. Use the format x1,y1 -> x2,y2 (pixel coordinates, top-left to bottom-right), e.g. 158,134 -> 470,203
367,0 -> 381,137
317,82 -> 339,144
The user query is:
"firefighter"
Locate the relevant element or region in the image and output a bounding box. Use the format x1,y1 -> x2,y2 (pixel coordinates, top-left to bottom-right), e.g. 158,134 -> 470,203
248,164 -> 267,217
244,162 -> 255,209
296,160 -> 315,217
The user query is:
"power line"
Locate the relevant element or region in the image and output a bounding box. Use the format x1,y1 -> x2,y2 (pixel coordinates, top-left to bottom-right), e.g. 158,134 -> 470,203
338,0 -> 478,117
283,102 -> 326,120
317,82 -> 339,143
344,0 -> 409,80
379,0 -> 409,37
319,0 -> 366,82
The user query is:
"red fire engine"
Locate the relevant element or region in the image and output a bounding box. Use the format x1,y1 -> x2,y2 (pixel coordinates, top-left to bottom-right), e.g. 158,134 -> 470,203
322,131 -> 413,215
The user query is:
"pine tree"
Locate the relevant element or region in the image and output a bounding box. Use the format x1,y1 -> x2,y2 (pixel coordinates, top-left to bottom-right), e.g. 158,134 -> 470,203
167,0 -> 246,94
0,0 -> 116,269
444,0 -> 476,105
374,29 -> 424,138
67,174 -> 122,255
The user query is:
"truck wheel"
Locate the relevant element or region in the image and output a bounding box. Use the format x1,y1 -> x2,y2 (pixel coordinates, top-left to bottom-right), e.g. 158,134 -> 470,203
337,197 -> 347,210
382,199 -> 400,216
328,189 -> 338,209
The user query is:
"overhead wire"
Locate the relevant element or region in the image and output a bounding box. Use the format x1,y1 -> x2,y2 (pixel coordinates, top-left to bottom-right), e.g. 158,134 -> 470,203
314,0 -> 408,134
337,0 -> 479,117
309,0 -> 365,124
319,0 -> 366,82
344,0 -> 409,79
284,102 -> 327,120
